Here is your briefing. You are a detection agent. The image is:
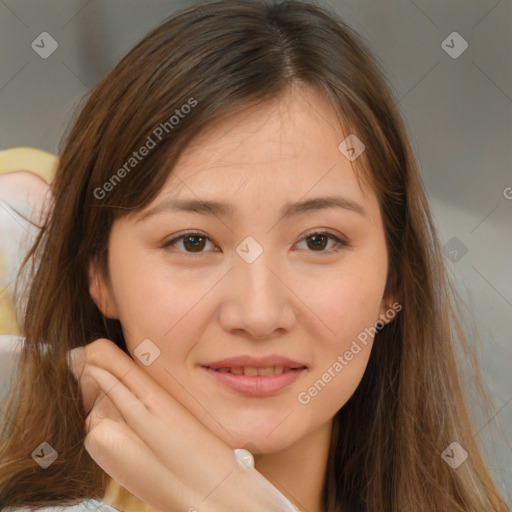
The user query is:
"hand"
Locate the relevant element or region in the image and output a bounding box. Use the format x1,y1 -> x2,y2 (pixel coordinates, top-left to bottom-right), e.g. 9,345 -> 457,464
68,338 -> 300,512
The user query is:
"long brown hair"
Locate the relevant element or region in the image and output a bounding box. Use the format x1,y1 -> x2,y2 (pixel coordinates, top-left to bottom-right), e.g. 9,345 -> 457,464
0,1 -> 508,510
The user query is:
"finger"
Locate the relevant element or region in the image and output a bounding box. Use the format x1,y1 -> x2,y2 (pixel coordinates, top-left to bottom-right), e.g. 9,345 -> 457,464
69,342 -> 150,416
67,346 -> 86,378
84,364 -> 238,485
80,340 -> 172,411
86,390 -> 126,433
68,350 -> 103,415
71,372 -> 99,417
71,341 -> 207,451
82,340 -> 227,454
84,418 -> 204,512
85,417 -> 294,512
84,361 -> 302,512
84,365 -> 147,428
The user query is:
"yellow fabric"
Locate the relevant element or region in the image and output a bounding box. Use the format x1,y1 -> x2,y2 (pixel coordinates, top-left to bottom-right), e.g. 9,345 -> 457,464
0,284 -> 18,336
103,478 -> 158,511
0,148 -> 150,510
0,146 -> 58,183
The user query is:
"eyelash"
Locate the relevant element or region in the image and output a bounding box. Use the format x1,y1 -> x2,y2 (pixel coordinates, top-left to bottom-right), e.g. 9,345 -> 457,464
160,229 -> 349,255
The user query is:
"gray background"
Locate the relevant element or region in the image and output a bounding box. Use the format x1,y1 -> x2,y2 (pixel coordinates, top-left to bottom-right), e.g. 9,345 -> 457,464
0,0 -> 511,505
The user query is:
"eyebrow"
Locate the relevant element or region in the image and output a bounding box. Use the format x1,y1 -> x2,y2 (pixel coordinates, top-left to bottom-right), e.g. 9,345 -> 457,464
137,195 -> 368,223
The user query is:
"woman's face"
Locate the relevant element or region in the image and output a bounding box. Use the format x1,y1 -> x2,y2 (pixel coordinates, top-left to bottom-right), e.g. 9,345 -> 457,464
90,85 -> 395,454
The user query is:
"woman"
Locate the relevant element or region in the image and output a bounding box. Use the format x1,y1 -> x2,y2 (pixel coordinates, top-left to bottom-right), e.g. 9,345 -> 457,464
0,0 -> 508,510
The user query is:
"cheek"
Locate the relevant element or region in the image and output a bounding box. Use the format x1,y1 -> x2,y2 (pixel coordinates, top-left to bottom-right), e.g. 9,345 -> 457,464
293,263 -> 385,413
295,288 -> 376,420
108,243 -> 219,346
294,262 -> 385,347
298,338 -> 373,416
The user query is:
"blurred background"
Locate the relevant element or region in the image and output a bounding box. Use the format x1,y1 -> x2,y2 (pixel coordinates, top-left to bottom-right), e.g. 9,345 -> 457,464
0,0 -> 511,502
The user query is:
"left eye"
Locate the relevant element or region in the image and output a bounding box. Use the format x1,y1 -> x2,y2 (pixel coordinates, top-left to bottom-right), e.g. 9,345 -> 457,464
161,230 -> 348,254
295,230 -> 348,253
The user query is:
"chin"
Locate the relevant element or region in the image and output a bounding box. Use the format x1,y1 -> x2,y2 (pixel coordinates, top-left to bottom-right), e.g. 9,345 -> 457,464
215,427 -> 297,455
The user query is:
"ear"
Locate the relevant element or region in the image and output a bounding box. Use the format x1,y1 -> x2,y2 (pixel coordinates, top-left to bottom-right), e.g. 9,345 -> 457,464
377,291 -> 400,326
88,261 -> 119,319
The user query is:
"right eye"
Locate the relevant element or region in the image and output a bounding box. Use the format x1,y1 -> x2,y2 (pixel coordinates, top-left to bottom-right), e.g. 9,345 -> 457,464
160,231 -> 219,254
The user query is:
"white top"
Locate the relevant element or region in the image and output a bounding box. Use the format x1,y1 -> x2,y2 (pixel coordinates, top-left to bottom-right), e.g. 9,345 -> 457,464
5,500 -> 120,511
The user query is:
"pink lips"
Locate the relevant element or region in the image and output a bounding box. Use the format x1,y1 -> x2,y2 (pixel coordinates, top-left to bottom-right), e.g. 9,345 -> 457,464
203,367 -> 306,396
204,354 -> 306,369
201,354 -> 308,397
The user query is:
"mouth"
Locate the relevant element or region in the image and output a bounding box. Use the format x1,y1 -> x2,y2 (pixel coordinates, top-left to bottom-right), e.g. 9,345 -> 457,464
205,365 -> 306,376
202,365 -> 308,397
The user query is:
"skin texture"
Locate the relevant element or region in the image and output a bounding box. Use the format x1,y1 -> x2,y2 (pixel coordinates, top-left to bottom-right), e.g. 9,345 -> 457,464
69,339 -> 303,512
88,85 -> 396,512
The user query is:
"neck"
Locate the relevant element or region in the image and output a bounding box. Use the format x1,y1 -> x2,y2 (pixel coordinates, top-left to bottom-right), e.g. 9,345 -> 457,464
253,418 -> 333,512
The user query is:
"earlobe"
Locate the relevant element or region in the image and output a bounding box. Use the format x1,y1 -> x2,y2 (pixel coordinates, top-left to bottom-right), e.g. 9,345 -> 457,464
378,293 -> 399,326
88,262 -> 119,319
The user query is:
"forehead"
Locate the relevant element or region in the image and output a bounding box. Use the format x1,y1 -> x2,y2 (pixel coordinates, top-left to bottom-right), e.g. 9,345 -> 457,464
147,86 -> 379,222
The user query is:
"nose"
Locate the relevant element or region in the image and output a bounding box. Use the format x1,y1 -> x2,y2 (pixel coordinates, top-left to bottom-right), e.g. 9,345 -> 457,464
217,247 -> 296,340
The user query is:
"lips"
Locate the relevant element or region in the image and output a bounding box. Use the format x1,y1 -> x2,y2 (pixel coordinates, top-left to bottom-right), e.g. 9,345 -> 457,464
203,354 -> 307,370
203,367 -> 306,397
210,366 -> 298,376
201,355 -> 308,396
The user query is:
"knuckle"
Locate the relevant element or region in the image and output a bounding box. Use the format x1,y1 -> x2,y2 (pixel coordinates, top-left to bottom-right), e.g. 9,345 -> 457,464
86,338 -> 118,363
86,417 -> 126,449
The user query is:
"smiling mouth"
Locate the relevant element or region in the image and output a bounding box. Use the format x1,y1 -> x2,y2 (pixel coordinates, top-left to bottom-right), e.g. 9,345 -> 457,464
202,365 -> 307,397
205,366 -> 306,376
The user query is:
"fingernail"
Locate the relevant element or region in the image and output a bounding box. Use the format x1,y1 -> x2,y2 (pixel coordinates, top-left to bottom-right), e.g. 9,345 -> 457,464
67,346 -> 86,379
234,448 -> 255,469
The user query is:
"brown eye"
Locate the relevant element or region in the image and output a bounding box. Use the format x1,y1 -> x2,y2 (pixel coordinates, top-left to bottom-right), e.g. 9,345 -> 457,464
306,233 -> 329,251
182,235 -> 207,252
161,232 -> 217,253
296,230 -> 348,254
161,230 -> 348,255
